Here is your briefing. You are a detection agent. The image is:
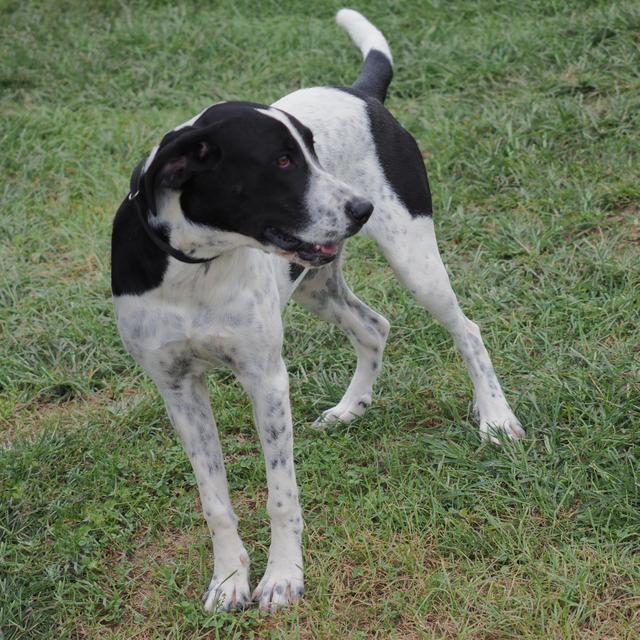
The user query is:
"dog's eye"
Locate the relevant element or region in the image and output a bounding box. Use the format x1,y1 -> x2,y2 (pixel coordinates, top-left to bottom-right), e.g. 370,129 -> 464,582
276,155 -> 292,169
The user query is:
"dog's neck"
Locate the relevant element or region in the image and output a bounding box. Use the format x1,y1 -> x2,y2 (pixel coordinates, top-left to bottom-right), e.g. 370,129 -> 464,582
153,188 -> 260,261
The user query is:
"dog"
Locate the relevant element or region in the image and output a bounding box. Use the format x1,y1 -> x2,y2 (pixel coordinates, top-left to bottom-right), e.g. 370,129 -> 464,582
111,8 -> 525,613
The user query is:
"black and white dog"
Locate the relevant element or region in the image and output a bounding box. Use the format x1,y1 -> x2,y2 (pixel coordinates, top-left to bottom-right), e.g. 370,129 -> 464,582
111,9 -> 524,612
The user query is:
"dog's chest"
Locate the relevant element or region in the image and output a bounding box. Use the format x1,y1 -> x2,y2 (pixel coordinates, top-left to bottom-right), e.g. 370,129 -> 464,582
114,250 -> 288,380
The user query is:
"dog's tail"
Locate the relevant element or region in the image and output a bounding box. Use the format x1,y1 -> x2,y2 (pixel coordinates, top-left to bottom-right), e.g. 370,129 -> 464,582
336,8 -> 393,103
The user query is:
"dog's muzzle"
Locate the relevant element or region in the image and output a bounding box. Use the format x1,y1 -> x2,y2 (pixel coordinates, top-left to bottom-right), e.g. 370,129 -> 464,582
264,198 -> 374,266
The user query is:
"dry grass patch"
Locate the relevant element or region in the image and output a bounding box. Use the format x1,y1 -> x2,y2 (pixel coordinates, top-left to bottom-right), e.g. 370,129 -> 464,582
1,388 -> 120,447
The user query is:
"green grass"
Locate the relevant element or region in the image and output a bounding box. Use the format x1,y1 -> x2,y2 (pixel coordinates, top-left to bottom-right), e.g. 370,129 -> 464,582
1,0 -> 639,638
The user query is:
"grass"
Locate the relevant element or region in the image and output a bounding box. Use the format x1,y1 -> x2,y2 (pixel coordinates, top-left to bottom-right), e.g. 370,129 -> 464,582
1,0 -> 639,637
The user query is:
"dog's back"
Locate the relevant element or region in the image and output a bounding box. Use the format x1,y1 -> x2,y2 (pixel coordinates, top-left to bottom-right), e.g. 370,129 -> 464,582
273,10 -> 432,225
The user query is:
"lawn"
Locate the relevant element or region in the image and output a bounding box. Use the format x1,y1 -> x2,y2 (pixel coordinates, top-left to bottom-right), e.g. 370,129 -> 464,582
1,0 -> 639,638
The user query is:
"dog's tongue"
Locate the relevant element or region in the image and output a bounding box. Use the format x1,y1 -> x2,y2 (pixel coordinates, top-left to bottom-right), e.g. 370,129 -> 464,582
316,244 -> 338,255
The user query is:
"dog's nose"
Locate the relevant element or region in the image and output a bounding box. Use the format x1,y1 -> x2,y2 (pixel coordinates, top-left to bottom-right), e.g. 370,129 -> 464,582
345,198 -> 374,224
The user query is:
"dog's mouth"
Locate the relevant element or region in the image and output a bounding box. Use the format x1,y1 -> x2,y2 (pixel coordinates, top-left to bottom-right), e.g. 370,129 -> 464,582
263,227 -> 339,266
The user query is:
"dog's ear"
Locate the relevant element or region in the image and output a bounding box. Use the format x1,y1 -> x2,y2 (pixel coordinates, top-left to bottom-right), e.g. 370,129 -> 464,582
129,157 -> 146,196
144,125 -> 223,194
155,138 -> 221,189
133,124 -> 224,216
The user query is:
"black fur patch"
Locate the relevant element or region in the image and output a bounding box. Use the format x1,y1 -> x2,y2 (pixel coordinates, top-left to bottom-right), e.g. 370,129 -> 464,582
339,88 -> 433,218
111,197 -> 169,296
112,101 -> 320,297
168,103 -> 315,238
352,50 -> 393,103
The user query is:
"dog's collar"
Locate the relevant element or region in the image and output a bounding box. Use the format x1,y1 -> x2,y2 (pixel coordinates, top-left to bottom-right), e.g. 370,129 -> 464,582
128,190 -> 217,265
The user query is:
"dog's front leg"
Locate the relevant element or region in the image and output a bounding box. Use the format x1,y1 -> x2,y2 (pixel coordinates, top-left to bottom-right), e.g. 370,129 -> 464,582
159,374 -> 251,612
236,357 -> 304,611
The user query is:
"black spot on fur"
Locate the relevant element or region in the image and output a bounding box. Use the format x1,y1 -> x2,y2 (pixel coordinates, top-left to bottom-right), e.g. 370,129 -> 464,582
166,355 -> 191,381
289,262 -> 305,282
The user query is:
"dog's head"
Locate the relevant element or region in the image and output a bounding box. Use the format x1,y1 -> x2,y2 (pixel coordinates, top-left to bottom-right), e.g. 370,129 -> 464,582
134,102 -> 372,266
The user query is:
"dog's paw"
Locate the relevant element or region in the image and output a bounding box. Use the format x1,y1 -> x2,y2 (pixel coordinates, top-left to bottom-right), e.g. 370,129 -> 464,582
253,566 -> 304,612
202,563 -> 251,612
312,394 -> 371,428
479,414 -> 525,444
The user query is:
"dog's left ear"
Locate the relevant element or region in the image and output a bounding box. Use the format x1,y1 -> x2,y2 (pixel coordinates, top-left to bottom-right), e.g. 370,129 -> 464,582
132,124 -> 224,216
156,138 -> 221,189
143,125 -> 223,194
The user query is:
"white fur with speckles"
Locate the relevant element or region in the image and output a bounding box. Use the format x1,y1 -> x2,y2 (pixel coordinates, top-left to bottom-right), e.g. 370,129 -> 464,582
114,248 -> 304,612
275,86 -> 523,442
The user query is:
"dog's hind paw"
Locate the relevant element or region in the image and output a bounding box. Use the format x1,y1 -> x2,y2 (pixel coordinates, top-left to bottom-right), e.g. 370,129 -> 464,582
312,394 -> 372,428
202,569 -> 251,612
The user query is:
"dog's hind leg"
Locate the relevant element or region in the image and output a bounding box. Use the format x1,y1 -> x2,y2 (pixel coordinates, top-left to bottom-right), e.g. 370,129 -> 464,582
293,257 -> 390,425
365,211 -> 524,443
158,374 -> 251,612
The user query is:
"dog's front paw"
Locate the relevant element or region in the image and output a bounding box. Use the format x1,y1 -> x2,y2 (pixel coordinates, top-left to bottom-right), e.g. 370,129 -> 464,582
202,561 -> 251,612
253,565 -> 304,612
479,414 -> 525,444
313,394 -> 372,428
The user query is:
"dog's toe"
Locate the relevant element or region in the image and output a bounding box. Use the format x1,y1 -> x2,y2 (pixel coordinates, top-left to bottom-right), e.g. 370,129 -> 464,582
253,569 -> 304,612
312,395 -> 372,428
479,416 -> 525,444
202,571 -> 251,613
